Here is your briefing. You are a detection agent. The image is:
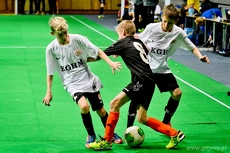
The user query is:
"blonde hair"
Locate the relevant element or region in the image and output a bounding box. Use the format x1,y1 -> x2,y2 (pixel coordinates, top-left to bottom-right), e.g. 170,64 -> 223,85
195,17 -> 205,25
49,16 -> 69,33
162,4 -> 180,20
116,20 -> 136,36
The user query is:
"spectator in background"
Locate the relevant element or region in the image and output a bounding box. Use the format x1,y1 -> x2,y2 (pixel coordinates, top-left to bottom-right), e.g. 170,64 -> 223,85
154,3 -> 161,22
36,0 -> 45,15
195,8 -> 222,47
30,0 -> 38,14
48,0 -> 57,15
117,0 -> 134,24
98,0 -> 105,19
184,0 -> 200,14
19,0 -> 26,14
199,0 -> 216,15
142,0 -> 159,26
184,0 -> 200,28
133,0 -> 145,32
176,5 -> 186,29
227,10 -> 230,19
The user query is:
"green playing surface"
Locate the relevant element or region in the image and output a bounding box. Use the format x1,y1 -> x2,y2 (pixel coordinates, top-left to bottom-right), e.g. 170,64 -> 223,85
0,15 -> 230,153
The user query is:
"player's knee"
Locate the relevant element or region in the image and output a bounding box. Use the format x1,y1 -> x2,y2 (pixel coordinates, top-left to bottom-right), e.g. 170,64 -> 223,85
110,99 -> 120,112
172,88 -> 182,99
136,115 -> 147,125
80,104 -> 90,113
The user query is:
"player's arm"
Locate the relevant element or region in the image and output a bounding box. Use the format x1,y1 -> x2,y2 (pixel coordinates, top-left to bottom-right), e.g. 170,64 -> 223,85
98,49 -> 122,74
191,47 -> 210,64
42,75 -> 53,106
87,56 -> 101,62
182,33 -> 210,64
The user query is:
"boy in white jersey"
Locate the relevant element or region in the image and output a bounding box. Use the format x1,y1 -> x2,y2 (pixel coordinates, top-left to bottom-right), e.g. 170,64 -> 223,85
89,20 -> 185,150
127,4 -> 210,128
42,16 -> 123,148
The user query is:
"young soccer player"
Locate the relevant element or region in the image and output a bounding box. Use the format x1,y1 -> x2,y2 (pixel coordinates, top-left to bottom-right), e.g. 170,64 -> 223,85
127,4 -> 210,128
42,16 -> 123,149
88,20 -> 185,150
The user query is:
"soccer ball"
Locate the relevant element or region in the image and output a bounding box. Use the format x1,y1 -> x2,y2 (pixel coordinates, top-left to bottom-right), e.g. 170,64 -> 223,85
124,126 -> 145,147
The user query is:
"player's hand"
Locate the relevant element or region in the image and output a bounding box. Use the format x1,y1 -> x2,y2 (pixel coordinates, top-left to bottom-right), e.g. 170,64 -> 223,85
111,62 -> 122,74
42,93 -> 52,106
200,55 -> 210,64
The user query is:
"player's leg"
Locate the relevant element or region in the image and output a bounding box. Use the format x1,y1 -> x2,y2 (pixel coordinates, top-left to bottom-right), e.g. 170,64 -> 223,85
73,92 -> 96,148
154,73 -> 182,126
104,91 -> 130,139
88,92 -> 123,144
89,91 -> 130,150
127,101 -> 137,128
134,79 -> 185,149
137,104 -> 185,149
162,87 -> 182,125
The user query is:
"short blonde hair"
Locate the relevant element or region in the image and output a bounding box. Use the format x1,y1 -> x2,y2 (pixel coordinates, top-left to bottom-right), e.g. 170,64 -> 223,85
49,16 -> 69,33
116,20 -> 136,36
195,17 -> 205,25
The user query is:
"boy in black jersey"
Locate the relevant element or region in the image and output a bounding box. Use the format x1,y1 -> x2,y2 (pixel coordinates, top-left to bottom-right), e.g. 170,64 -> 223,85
89,20 -> 185,150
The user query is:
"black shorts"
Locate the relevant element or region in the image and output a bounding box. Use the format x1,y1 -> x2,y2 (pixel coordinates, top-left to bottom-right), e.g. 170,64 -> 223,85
99,0 -> 105,4
73,91 -> 104,111
154,73 -> 179,93
122,79 -> 155,110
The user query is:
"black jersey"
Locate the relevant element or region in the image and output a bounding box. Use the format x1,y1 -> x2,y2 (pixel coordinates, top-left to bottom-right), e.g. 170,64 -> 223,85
104,36 -> 154,82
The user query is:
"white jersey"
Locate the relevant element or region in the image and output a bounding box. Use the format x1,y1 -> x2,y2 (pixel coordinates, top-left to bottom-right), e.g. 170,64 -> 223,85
45,34 -> 103,96
139,22 -> 196,74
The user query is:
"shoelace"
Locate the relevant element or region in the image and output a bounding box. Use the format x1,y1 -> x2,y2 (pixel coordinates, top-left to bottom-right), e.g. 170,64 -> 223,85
95,134 -> 105,143
97,134 -> 113,143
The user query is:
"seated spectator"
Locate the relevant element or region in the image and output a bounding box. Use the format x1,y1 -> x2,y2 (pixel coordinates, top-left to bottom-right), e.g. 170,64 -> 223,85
199,0 -> 217,15
195,8 -> 222,47
184,0 -> 200,15
117,0 -> 134,24
226,9 -> 230,21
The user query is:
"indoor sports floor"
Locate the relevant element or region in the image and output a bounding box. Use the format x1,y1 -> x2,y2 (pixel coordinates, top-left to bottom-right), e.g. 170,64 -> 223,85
0,15 -> 230,153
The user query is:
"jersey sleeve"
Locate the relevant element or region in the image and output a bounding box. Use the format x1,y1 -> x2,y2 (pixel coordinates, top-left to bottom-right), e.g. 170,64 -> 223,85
104,40 -> 123,56
75,35 -> 99,59
45,46 -> 55,75
139,23 -> 157,44
180,30 -> 196,51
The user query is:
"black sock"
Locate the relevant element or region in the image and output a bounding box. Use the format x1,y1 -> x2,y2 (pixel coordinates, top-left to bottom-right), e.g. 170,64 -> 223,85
81,112 -> 95,136
162,97 -> 180,124
100,112 -> 108,127
127,102 -> 136,128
